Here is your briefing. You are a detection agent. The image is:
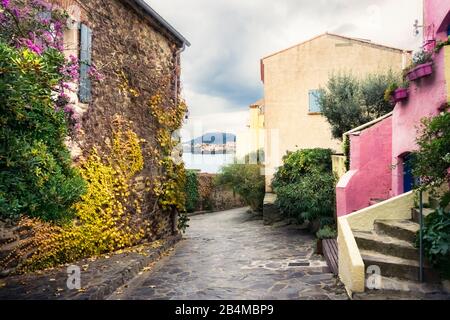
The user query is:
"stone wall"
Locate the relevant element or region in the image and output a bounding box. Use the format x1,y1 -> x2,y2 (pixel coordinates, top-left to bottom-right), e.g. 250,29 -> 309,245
53,0 -> 183,239
197,174 -> 246,212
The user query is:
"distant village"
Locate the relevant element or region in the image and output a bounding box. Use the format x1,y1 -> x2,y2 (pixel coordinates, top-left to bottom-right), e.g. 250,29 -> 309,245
183,141 -> 236,154
182,133 -> 237,154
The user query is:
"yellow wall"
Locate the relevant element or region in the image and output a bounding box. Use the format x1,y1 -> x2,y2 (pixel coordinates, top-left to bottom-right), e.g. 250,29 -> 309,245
332,155 -> 347,180
445,46 -> 450,102
249,103 -> 265,154
262,34 -> 409,190
237,101 -> 265,162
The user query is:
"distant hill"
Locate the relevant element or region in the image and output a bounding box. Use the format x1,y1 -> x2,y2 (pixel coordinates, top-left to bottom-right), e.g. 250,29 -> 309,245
184,132 -> 236,146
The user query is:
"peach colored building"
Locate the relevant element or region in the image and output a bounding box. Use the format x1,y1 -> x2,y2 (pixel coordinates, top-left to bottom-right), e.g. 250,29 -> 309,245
261,33 -> 411,190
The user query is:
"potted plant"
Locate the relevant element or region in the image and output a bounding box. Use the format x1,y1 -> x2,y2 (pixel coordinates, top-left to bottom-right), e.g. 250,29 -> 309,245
435,35 -> 450,53
316,225 -> 337,255
384,81 -> 409,104
404,49 -> 434,81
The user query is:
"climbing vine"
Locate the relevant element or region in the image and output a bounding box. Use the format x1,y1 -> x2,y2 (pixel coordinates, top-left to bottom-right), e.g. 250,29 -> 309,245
1,116 -> 148,272
149,94 -> 189,231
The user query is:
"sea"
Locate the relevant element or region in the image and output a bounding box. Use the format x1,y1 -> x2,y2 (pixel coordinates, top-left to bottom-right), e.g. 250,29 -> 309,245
182,152 -> 236,174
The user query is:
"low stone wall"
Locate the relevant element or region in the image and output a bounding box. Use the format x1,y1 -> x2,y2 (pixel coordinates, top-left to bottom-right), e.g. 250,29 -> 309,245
263,193 -> 284,225
196,174 -> 245,212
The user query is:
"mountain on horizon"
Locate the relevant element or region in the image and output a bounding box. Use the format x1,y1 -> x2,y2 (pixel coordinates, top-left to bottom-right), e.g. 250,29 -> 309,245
184,132 -> 236,145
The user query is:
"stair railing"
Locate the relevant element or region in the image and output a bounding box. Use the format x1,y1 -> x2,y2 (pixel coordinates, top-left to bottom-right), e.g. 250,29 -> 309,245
419,189 -> 424,283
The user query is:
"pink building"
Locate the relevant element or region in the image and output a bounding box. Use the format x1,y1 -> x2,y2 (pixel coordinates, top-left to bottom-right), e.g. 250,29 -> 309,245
337,0 -> 450,217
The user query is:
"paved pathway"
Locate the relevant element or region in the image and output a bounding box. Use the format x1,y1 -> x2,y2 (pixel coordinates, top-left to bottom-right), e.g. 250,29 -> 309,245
109,208 -> 348,300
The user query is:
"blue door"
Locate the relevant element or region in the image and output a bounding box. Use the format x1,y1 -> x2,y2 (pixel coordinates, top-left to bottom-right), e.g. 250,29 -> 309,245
403,154 -> 415,193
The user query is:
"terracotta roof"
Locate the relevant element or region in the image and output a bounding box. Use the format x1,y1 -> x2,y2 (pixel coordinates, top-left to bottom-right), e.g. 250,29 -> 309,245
262,32 -> 411,61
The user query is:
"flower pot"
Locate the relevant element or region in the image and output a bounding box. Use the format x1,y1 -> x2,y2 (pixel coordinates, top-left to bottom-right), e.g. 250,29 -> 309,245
407,62 -> 433,81
393,88 -> 408,102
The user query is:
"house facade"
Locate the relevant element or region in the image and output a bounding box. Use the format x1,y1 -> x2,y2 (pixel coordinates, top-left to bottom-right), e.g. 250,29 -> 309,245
337,0 -> 450,217
261,33 -> 410,191
236,99 -> 265,162
52,0 -> 190,238
337,0 -> 450,296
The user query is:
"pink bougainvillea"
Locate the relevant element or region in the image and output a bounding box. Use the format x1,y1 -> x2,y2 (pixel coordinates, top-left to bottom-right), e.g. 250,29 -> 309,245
0,0 -> 103,134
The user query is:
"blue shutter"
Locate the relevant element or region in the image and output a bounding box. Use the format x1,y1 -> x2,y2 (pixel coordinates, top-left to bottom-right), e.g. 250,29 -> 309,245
78,24 -> 92,103
447,25 -> 450,37
309,90 -> 322,113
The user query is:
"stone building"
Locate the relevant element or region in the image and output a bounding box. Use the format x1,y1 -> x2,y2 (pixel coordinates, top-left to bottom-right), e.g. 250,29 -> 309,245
53,0 -> 190,238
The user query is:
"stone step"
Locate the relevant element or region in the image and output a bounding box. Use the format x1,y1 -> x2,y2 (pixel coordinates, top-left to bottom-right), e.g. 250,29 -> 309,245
411,208 -> 435,224
367,276 -> 443,293
360,250 -> 440,282
354,231 -> 419,260
374,219 -> 419,243
353,276 -> 449,300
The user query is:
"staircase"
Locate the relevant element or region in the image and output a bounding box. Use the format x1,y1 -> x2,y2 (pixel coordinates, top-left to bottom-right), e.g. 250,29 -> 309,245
352,208 -> 448,299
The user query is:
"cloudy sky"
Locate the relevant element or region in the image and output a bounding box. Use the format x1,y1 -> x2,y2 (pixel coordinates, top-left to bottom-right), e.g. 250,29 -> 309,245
149,0 -> 423,140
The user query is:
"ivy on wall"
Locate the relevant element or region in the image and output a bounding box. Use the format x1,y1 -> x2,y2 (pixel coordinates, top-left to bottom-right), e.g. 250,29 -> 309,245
1,116 -> 148,272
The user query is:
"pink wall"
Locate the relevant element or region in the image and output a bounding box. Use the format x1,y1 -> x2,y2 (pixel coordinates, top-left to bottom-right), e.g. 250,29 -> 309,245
392,0 -> 449,195
337,117 -> 393,217
425,0 -> 450,40
336,0 -> 449,216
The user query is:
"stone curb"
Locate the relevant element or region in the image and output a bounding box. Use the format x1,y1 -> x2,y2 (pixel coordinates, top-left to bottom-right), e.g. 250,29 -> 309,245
0,234 -> 182,300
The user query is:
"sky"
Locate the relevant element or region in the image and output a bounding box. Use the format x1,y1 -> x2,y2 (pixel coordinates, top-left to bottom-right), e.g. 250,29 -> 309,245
148,0 -> 424,140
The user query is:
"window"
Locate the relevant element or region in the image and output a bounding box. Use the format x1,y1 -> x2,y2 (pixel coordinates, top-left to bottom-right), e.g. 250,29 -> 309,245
447,24 -> 450,37
308,90 -> 322,113
78,23 -> 92,103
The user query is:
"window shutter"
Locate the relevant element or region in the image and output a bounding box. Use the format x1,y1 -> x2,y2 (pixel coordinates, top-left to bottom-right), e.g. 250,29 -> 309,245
447,24 -> 450,37
79,23 -> 92,103
309,90 -> 322,113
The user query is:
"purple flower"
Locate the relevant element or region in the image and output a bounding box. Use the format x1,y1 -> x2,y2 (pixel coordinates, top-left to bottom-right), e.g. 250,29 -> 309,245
1,0 -> 10,8
22,39 -> 43,55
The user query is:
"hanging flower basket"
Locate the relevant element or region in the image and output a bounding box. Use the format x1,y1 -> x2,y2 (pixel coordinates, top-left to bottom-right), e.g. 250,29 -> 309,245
406,62 -> 433,81
393,88 -> 409,103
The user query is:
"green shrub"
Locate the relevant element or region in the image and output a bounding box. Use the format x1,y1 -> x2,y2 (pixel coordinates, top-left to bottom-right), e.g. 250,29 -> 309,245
184,170 -> 199,213
0,42 -> 86,222
272,149 -> 336,225
275,170 -> 336,224
418,204 -> 450,279
272,149 -> 332,189
216,163 -> 265,211
412,108 -> 450,279
413,111 -> 450,191
316,225 -> 337,240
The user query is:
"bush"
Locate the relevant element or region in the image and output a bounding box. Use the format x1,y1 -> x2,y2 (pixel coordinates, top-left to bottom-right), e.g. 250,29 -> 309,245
0,42 -> 86,222
272,149 -> 332,189
413,111 -> 450,190
272,149 -> 336,225
318,71 -> 400,139
185,171 -> 199,213
316,225 -> 337,240
418,204 -> 450,279
216,163 -> 265,211
275,171 -> 336,224
412,108 -> 450,279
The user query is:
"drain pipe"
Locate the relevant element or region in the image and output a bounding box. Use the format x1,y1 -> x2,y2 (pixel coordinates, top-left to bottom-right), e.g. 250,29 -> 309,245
174,43 -> 186,105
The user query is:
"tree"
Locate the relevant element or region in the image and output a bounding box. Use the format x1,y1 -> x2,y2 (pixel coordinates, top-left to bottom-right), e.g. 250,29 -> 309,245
216,163 -> 265,212
318,71 -> 400,139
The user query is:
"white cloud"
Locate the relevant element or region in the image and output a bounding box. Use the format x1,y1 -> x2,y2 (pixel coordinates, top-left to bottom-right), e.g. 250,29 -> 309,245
148,0 -> 423,138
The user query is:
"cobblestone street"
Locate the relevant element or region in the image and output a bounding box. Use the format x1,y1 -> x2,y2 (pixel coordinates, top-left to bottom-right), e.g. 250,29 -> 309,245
109,208 -> 348,300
